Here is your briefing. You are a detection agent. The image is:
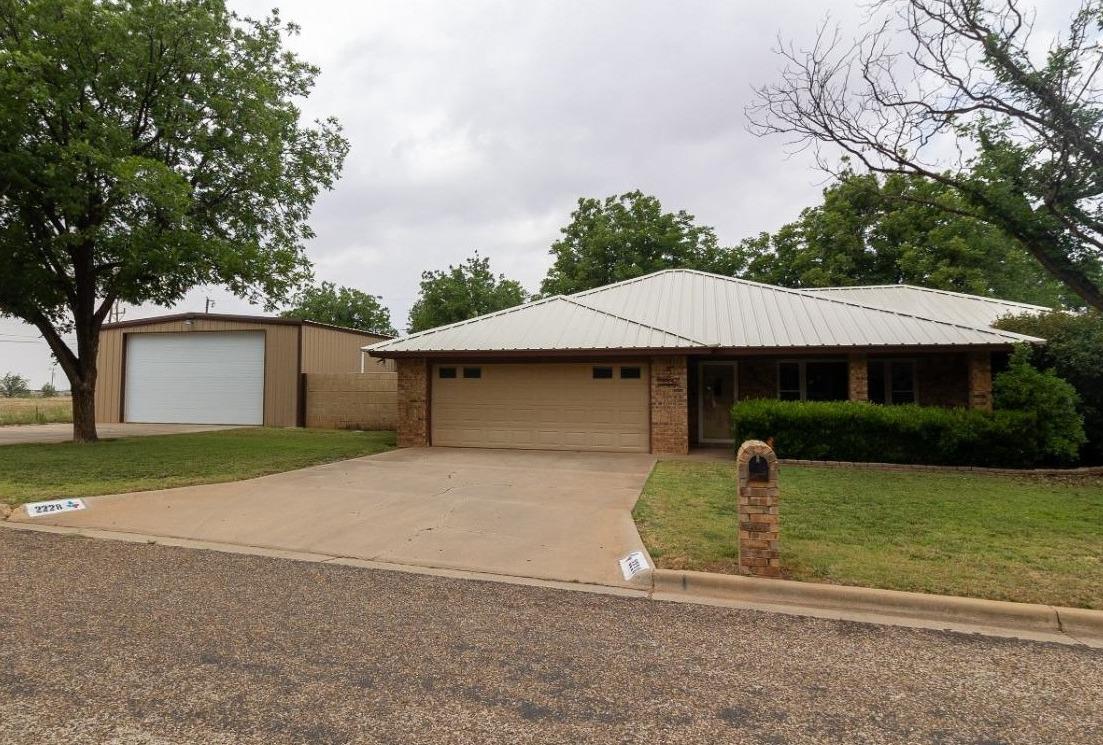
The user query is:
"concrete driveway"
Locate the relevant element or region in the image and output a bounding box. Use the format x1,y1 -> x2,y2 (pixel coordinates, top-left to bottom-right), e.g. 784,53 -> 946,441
10,447 -> 657,587
0,422 -> 242,445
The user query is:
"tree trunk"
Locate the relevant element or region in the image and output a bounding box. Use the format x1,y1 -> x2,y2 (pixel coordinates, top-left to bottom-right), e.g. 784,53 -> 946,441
71,377 -> 98,443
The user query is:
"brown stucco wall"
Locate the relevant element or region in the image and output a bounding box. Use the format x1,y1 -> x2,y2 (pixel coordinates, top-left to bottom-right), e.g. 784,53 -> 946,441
304,372 -> 397,430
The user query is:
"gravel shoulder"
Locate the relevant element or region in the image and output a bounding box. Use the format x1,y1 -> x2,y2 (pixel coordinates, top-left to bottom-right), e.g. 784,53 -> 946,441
1,528 -> 1100,745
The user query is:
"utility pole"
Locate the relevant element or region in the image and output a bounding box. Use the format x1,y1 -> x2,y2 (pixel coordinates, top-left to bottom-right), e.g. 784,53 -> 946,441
205,296 -> 215,313
108,301 -> 126,323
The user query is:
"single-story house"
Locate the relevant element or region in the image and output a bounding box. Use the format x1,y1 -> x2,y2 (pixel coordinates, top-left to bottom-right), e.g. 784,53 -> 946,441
95,313 -> 392,426
366,269 -> 1047,454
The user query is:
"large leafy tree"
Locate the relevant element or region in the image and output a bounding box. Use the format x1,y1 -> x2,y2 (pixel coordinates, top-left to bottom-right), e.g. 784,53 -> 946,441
736,170 -> 1077,306
749,0 -> 1103,311
281,281 -> 395,335
0,0 -> 347,441
408,253 -> 527,333
540,190 -> 740,296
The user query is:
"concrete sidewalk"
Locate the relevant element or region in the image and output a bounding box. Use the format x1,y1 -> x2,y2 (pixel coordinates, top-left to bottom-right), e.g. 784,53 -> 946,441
0,422 -> 242,445
9,447 -> 656,587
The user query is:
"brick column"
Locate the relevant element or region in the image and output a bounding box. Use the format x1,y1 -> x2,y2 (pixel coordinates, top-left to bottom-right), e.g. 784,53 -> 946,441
968,351 -> 993,411
396,357 -> 429,447
736,440 -> 780,578
848,352 -> 869,402
649,355 -> 688,455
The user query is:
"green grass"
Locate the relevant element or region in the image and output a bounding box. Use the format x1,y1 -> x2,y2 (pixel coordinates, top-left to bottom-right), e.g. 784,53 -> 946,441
0,397 -> 72,426
634,460 -> 1103,609
0,427 -> 395,506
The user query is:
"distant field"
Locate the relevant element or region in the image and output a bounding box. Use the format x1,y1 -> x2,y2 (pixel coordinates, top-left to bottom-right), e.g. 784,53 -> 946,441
0,397 -> 72,426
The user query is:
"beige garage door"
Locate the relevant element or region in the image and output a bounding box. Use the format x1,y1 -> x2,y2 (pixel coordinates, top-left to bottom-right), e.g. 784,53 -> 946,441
431,362 -> 650,452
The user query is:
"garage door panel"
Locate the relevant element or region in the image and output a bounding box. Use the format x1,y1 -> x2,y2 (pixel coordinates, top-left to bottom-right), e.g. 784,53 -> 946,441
431,363 -> 649,453
124,332 -> 265,425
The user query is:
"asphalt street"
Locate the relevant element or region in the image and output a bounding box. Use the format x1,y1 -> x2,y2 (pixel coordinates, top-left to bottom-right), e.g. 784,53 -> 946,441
1,527 -> 1100,745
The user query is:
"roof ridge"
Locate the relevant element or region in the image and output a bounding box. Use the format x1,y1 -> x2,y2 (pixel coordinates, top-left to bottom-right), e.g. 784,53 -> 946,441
663,269 -> 1042,343
803,284 -> 1055,311
364,294 -> 569,350
561,295 -> 712,347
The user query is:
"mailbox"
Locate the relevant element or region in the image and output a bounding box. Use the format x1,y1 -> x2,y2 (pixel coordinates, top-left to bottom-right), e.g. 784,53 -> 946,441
735,439 -> 780,578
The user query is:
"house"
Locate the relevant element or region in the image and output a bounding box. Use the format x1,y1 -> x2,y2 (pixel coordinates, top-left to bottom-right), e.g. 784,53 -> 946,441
95,313 -> 393,427
366,269 -> 1047,454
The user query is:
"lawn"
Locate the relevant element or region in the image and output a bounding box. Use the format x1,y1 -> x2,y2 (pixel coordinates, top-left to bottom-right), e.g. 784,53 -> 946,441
634,460 -> 1103,609
0,427 -> 395,506
0,397 -> 72,426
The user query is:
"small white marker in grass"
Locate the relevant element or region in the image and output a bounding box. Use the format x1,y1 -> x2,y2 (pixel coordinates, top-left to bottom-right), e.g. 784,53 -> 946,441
24,498 -> 86,518
618,550 -> 650,581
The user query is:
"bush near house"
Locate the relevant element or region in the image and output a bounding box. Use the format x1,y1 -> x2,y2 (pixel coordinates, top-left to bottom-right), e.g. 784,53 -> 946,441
993,347 -> 1085,465
996,311 -> 1103,464
731,399 -> 1058,468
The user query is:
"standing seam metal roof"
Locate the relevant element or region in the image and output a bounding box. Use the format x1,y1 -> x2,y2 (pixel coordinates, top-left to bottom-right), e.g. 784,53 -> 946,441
367,269 -> 1044,354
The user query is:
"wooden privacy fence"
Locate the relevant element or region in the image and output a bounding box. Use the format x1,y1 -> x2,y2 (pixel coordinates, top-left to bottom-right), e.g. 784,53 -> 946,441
304,372 -> 397,430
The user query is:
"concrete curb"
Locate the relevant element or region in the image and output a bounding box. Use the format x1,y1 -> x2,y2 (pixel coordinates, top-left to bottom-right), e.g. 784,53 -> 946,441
651,569 -> 1103,644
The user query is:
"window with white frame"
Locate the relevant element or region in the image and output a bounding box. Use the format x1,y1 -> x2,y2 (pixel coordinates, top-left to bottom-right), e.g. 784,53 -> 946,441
776,360 -> 849,402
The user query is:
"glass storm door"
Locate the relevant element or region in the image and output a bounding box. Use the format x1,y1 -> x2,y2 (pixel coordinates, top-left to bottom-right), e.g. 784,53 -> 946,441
699,362 -> 737,443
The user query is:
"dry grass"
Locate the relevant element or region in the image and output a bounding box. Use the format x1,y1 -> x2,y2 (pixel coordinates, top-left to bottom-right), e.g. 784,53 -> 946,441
0,397 -> 72,426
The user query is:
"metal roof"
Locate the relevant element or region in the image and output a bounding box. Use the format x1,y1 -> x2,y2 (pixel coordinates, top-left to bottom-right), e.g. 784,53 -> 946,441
801,285 -> 1052,329
367,269 -> 1043,355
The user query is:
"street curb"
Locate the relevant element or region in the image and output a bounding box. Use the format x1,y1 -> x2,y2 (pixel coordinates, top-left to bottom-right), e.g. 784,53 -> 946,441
651,569 -> 1103,642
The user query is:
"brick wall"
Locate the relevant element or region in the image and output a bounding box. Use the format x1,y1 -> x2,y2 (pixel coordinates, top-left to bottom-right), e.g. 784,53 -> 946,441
736,440 -> 781,578
916,353 -> 969,407
848,353 -> 868,402
304,372 -> 397,430
396,358 -> 429,447
650,355 -> 689,455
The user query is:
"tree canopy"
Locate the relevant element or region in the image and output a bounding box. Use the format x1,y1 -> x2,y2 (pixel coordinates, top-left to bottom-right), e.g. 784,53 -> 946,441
749,0 -> 1103,311
0,0 -> 347,440
540,190 -> 740,296
281,282 -> 395,335
734,170 -> 1077,306
408,253 -> 527,333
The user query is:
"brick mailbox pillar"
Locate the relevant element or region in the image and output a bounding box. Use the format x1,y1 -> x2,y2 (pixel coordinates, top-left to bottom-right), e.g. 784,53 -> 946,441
736,439 -> 781,578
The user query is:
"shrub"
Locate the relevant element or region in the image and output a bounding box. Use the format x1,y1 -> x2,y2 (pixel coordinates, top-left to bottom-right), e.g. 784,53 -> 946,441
39,382 -> 57,398
994,347 -> 1085,465
1,372 -> 30,398
995,310 -> 1103,464
730,399 -> 1045,468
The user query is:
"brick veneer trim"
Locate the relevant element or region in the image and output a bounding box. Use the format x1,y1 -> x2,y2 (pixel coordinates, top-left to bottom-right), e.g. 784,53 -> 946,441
650,356 -> 689,455
396,358 -> 429,447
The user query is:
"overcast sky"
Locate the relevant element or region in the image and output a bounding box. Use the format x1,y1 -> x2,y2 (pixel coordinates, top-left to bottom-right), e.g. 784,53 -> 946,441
0,0 -> 1074,386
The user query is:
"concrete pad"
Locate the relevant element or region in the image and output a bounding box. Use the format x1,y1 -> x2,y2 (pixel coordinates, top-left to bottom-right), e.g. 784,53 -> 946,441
10,447 -> 658,587
0,422 -> 242,445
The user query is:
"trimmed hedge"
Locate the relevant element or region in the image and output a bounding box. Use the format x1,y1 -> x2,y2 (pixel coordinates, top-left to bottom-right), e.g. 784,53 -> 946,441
731,399 -> 1045,468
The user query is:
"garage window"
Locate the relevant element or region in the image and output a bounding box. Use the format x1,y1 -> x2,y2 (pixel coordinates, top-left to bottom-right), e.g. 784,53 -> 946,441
439,367 -> 457,379
462,367 -> 482,379
592,366 -> 614,379
620,366 -> 642,379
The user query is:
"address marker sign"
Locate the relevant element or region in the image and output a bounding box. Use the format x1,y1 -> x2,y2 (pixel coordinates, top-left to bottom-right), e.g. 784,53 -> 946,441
618,550 -> 650,581
24,498 -> 87,517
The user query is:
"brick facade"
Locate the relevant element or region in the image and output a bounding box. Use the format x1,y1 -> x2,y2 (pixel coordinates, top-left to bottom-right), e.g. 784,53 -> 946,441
736,440 -> 781,578
304,372 -> 397,430
847,352 -> 868,402
396,357 -> 429,447
968,351 -> 993,411
650,355 -> 689,455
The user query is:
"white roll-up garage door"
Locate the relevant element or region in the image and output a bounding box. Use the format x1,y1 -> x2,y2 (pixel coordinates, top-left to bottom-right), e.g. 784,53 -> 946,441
124,332 -> 265,425
431,362 -> 649,452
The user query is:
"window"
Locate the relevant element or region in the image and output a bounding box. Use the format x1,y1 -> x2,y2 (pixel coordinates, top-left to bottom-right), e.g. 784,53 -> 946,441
777,360 -> 849,402
438,367 -> 457,379
462,367 -> 481,379
620,366 -> 642,379
868,360 -> 915,404
592,366 -> 614,379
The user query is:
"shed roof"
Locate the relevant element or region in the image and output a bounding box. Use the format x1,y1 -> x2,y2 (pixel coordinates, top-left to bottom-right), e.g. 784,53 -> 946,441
801,285 -> 1052,328
102,312 -> 394,340
367,269 -> 1043,355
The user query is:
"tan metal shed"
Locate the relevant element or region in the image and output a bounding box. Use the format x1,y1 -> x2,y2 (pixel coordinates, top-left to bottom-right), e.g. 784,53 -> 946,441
95,313 -> 392,427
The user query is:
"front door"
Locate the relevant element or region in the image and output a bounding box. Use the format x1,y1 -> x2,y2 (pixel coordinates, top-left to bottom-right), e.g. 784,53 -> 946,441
699,362 -> 737,444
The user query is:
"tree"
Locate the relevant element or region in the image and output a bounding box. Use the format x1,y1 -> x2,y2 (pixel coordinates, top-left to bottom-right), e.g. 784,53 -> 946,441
540,190 -> 741,296
735,170 -> 1077,306
0,372 -> 30,398
40,382 -> 58,398
749,0 -> 1103,311
0,0 -> 347,441
996,309 -> 1103,464
408,253 -> 527,333
281,281 -> 395,335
